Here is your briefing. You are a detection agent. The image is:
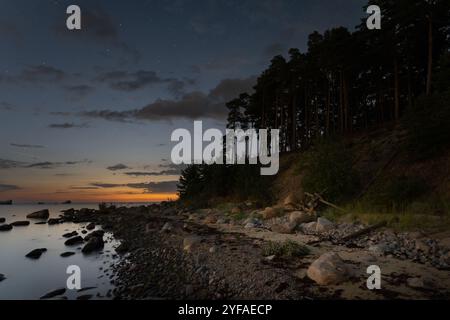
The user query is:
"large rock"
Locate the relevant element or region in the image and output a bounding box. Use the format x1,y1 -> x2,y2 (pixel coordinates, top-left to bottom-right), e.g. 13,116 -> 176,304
288,211 -> 315,226
406,277 -> 436,290
27,209 -> 49,219
300,221 -> 317,234
82,236 -> 104,254
64,236 -> 84,246
0,224 -> 13,231
26,248 -> 47,259
84,230 -> 105,242
315,217 -> 335,233
11,220 -> 30,227
271,222 -> 296,234
262,207 -> 283,219
307,252 -> 351,285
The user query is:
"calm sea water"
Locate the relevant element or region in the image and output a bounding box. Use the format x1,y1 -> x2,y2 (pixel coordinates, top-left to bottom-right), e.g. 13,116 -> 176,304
0,203 -> 121,300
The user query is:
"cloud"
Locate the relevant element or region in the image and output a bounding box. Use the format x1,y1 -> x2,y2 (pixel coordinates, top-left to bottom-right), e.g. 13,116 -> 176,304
10,143 -> 45,149
91,181 -> 178,193
0,159 -> 25,169
95,70 -> 193,95
26,160 -> 91,169
107,164 -> 130,171
124,169 -> 181,177
70,186 -> 100,190
0,184 -> 20,192
18,65 -> 66,83
81,76 -> 256,122
0,101 -> 15,111
65,85 -> 95,97
48,123 -> 89,129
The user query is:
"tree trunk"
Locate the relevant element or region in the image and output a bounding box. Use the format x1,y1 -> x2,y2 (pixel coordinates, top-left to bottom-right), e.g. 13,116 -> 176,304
394,58 -> 400,121
426,16 -> 433,96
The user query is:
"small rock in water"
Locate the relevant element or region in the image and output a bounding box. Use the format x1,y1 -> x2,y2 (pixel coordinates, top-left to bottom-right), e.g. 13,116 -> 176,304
0,274 -> 6,282
86,223 -> 95,230
0,224 -> 13,231
0,218 -> 5,223
40,288 -> 66,299
60,252 -> 76,258
26,248 -> 47,259
48,218 -> 62,225
11,221 -> 30,227
63,231 -> 78,238
27,209 -> 49,219
64,236 -> 84,246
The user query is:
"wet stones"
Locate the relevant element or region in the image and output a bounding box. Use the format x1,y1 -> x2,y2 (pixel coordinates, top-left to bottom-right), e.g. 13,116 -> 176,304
64,236 -> 84,246
63,231 -> 78,238
82,235 -> 105,254
0,224 -> 13,231
27,209 -> 49,219
26,248 -> 47,259
10,221 -> 30,227
60,252 -> 76,258
40,288 -> 66,299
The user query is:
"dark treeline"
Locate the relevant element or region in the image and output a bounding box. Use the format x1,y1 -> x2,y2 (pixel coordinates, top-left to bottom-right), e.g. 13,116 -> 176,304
178,0 -> 450,204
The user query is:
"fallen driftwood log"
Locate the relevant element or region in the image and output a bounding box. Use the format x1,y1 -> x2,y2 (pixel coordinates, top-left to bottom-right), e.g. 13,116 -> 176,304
306,220 -> 387,246
304,192 -> 347,213
340,220 -> 387,242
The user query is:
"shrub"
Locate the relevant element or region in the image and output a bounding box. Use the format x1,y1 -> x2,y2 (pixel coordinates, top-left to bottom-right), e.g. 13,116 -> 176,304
262,240 -> 310,258
403,90 -> 450,160
301,140 -> 359,202
364,175 -> 429,211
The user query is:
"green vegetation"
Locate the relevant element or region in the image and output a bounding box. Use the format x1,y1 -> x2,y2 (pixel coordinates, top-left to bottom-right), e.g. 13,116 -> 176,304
362,175 -> 429,211
323,194 -> 450,231
177,0 -> 450,218
301,140 -> 359,203
403,89 -> 450,160
262,240 -> 310,258
178,163 -> 273,208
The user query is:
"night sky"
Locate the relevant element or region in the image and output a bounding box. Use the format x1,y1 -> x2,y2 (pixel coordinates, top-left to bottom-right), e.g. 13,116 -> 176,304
0,0 -> 366,202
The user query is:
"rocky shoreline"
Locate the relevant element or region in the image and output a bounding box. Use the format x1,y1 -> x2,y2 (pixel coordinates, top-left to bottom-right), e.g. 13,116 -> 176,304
54,200 -> 450,300
3,201 -> 449,299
